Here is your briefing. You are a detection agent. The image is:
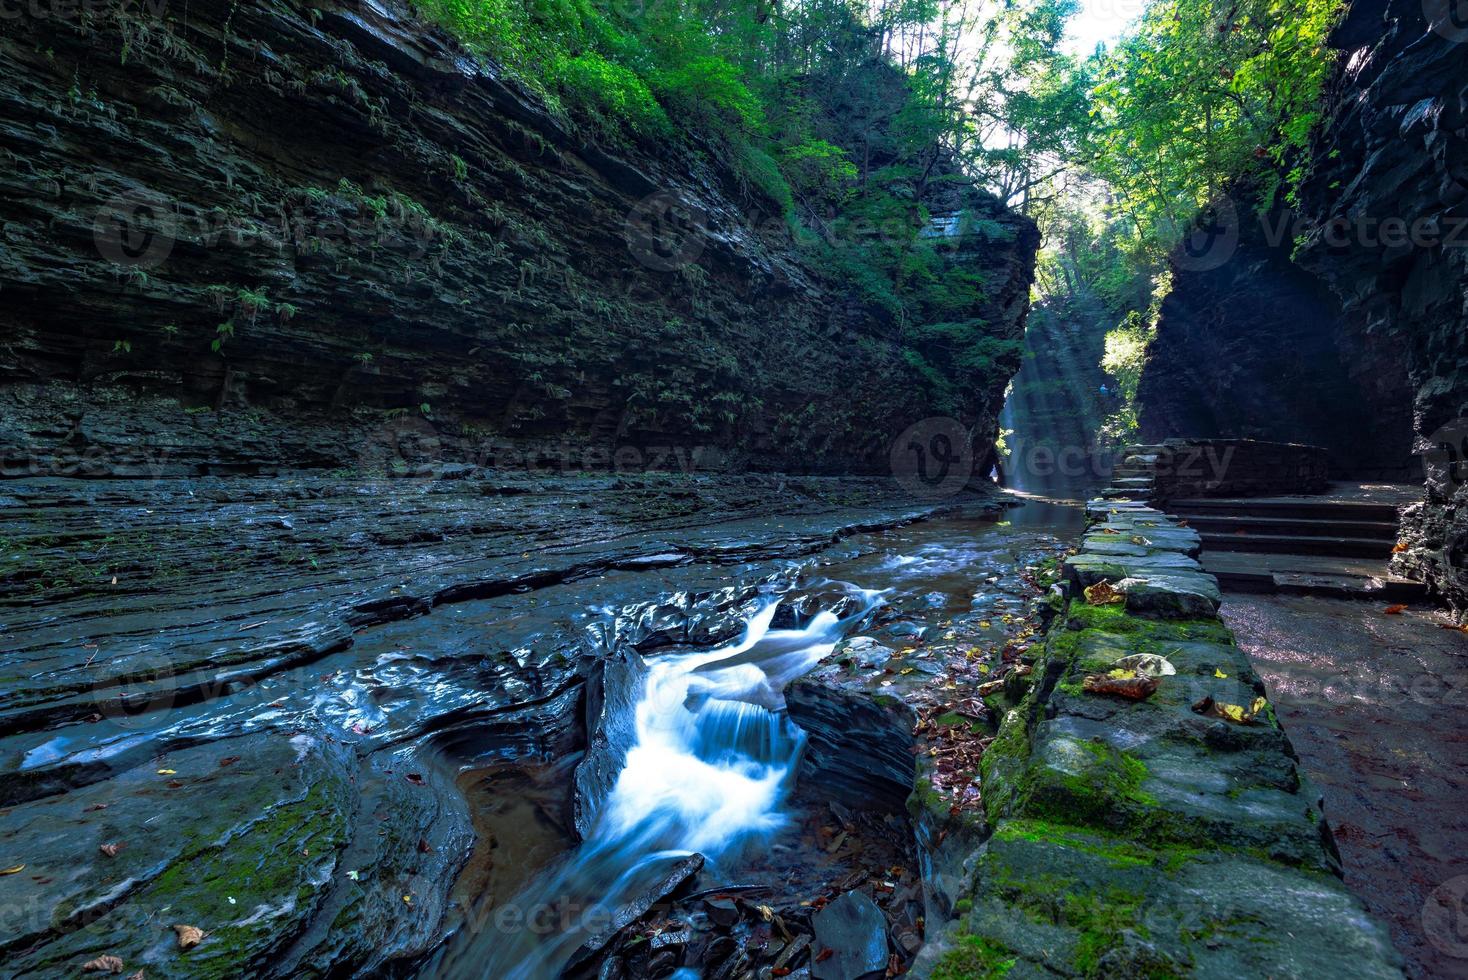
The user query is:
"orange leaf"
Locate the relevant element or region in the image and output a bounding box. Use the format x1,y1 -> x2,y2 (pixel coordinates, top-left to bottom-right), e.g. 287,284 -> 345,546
1083,581 -> 1124,606
1392,541 -> 1409,553
1384,604 -> 1407,615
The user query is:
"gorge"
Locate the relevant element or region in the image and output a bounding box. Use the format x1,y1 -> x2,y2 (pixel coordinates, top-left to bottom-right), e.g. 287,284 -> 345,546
2,0 -> 1467,976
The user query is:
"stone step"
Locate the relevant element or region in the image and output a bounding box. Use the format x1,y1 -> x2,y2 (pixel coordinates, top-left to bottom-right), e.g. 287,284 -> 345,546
1170,497 -> 1401,523
1201,551 -> 1427,600
1180,513 -> 1399,540
1110,476 -> 1155,488
1199,531 -> 1391,559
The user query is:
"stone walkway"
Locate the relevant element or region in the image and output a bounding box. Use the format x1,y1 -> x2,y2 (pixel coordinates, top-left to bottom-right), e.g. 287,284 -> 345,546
1222,594 -> 1468,979
917,500 -> 1402,978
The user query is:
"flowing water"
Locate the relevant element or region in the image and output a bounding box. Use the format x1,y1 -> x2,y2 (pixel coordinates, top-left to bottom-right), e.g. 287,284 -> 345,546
437,588 -> 886,978
428,489 -> 1093,978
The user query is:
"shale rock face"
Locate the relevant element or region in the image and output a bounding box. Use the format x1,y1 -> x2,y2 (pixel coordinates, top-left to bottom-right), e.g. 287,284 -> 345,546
0,0 -> 1037,477
1294,0 -> 1468,614
1137,197 -> 1414,480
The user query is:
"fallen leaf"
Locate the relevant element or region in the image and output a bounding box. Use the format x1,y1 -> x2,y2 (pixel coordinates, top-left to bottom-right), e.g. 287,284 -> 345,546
1213,668 -> 1228,679
126,972 -> 144,980
218,757 -> 240,767
173,924 -> 205,950
1384,604 -> 1407,615
1083,581 -> 1124,605
1082,674 -> 1158,700
402,894 -> 413,905
156,769 -> 176,775
0,864 -> 24,875
99,842 -> 122,858
404,773 -> 426,786
1191,695 -> 1268,725
1392,541 -> 1409,553
1437,622 -> 1468,633
82,955 -> 125,973
84,803 -> 109,812
816,948 -> 835,963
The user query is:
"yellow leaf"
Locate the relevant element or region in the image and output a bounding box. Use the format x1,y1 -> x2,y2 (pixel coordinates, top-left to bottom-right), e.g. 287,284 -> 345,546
1219,702 -> 1246,723
1213,668 -> 1228,679
156,769 -> 176,775
1250,697 -> 1267,716
0,864 -> 24,875
978,663 -> 991,674
1107,668 -> 1137,680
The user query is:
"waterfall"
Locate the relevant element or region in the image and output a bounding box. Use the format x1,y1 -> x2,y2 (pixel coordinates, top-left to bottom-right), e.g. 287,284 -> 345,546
433,589 -> 883,979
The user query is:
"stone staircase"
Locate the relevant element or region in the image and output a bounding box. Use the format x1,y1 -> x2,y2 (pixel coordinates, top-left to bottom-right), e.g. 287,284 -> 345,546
1169,494 -> 1424,599
1099,444 -> 1162,500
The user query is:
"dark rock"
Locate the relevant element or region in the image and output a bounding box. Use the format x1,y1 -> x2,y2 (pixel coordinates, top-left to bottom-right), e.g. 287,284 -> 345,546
811,891 -> 890,980
0,0 -> 1037,480
573,646 -> 648,839
572,853 -> 705,966
1138,205 -> 1414,481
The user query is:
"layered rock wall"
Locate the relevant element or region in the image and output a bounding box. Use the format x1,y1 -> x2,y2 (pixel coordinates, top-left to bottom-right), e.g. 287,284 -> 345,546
0,0 -> 1037,478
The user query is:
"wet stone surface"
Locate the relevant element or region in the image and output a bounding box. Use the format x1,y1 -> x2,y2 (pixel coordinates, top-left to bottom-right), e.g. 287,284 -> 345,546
0,476 -> 1080,977
1222,594 -> 1468,979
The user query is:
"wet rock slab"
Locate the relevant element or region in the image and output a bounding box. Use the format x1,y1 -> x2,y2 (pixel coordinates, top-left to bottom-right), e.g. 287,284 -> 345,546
0,473 -> 996,976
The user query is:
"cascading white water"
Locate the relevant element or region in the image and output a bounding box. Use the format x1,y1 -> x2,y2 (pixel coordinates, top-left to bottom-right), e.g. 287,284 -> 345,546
435,588 -> 883,979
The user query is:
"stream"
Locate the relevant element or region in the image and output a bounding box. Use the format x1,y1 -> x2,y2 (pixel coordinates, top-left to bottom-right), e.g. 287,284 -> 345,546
425,491 -> 1088,978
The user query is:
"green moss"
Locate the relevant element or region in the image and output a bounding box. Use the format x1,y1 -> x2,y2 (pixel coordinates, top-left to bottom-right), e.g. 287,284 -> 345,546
1010,736 -> 1154,827
953,897 -> 974,915
930,934 -> 1017,979
136,772 -> 350,977
994,819 -> 1157,869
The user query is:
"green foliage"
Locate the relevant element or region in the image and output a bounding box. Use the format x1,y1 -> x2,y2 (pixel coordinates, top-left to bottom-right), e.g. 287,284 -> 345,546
1085,0 -> 1343,258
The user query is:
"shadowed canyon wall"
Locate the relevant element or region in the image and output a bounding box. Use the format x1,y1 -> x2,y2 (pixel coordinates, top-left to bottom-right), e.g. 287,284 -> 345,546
1137,200 -> 1415,480
1138,0 -> 1468,612
1296,0 -> 1468,611
0,0 -> 1037,479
